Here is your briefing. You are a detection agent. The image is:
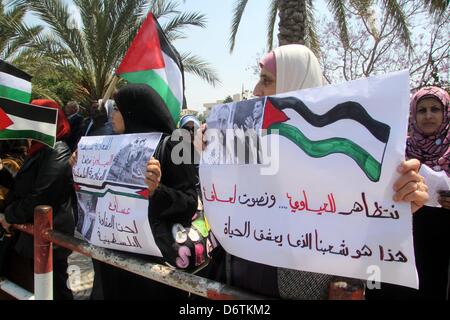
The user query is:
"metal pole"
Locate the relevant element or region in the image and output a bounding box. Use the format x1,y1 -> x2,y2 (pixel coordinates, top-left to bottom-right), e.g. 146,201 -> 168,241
33,206 -> 53,300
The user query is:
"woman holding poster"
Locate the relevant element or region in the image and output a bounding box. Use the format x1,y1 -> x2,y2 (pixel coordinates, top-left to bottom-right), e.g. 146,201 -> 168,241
406,86 -> 450,300
95,84 -> 198,300
197,44 -> 430,299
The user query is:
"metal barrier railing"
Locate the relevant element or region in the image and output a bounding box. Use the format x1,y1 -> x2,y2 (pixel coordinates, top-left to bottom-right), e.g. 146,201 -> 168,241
2,205 -> 365,300
0,278 -> 34,300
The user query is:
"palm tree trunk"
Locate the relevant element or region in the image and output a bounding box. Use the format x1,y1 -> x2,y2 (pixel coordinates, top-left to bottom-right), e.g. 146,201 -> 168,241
277,0 -> 307,46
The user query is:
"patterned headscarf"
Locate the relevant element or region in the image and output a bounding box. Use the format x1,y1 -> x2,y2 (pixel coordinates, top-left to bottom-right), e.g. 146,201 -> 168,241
406,86 -> 450,175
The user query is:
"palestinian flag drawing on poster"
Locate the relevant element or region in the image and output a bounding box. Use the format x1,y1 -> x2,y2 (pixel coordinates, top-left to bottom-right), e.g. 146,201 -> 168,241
262,97 -> 391,182
116,12 -> 185,124
0,59 -> 32,103
0,97 -> 57,147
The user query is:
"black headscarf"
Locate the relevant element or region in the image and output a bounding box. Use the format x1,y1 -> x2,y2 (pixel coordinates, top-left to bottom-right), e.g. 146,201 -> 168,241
114,84 -> 176,135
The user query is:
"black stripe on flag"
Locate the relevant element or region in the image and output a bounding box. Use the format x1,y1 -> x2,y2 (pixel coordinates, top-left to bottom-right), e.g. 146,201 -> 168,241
0,59 -> 32,82
269,97 -> 391,143
0,97 -> 57,124
153,16 -> 186,109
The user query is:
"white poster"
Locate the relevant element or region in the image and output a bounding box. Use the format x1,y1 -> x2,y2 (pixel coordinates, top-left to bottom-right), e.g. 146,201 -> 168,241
419,164 -> 450,207
200,71 -> 418,288
73,133 -> 163,257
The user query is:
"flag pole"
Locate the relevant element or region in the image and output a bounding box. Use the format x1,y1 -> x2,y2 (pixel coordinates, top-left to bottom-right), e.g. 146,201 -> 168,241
101,75 -> 119,106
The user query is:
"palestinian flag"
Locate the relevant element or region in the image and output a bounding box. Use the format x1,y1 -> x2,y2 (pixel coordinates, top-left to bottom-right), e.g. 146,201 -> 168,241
116,12 -> 184,124
0,97 -> 57,147
0,60 -> 32,103
263,97 -> 391,182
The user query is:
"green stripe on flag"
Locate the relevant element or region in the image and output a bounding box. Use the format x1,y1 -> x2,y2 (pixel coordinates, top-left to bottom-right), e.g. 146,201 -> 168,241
0,129 -> 55,147
120,70 -> 181,123
0,84 -> 31,103
268,122 -> 382,182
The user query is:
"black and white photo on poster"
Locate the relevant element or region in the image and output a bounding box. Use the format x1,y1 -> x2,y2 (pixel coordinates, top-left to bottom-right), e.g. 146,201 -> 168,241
106,135 -> 160,186
232,98 -> 265,131
204,98 -> 265,165
76,192 -> 98,241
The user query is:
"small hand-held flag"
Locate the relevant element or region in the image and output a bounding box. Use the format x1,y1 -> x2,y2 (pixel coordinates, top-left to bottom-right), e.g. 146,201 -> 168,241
0,60 -> 32,103
116,12 -> 185,124
0,97 -> 58,147
0,60 -> 57,147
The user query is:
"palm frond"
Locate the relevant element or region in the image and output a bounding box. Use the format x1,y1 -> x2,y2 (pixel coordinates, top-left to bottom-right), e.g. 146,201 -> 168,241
266,0 -> 279,51
327,0 -> 350,49
349,0 -> 374,16
22,0 -> 90,68
380,0 -> 412,50
162,12 -> 207,41
4,3 -> 27,21
0,2 -> 42,60
105,0 -> 149,68
352,0 -> 379,37
1,24 -> 42,60
31,83 -> 64,104
181,52 -> 221,87
423,0 -> 449,16
149,0 -> 180,19
305,0 -> 321,58
229,0 -> 249,53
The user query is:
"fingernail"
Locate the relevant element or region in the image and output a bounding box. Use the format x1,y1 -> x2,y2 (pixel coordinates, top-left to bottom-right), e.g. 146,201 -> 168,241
397,165 -> 404,173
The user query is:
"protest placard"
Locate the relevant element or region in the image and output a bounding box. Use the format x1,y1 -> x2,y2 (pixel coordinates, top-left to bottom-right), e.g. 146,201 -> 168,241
201,71 -> 418,288
73,133 -> 162,257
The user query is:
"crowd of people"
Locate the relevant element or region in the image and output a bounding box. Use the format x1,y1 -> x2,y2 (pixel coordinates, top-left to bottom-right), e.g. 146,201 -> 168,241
0,44 -> 448,300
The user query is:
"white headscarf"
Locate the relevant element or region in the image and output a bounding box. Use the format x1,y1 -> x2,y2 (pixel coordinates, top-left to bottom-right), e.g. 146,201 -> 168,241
273,44 -> 324,94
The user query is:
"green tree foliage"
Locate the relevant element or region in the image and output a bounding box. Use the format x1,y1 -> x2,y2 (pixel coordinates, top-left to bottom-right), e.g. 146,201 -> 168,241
11,0 -> 220,104
229,0 -> 448,57
0,0 -> 42,60
223,95 -> 234,103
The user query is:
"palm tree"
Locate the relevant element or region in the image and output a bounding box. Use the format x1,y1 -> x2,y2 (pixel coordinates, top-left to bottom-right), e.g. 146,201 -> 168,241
229,0 -> 364,56
0,0 -> 42,61
11,0 -> 220,104
423,0 -> 449,16
229,0 -> 449,56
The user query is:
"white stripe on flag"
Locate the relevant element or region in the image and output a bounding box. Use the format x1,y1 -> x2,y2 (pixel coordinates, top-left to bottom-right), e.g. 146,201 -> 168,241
8,114 -> 56,137
154,52 -> 183,105
283,109 -> 386,163
0,71 -> 32,93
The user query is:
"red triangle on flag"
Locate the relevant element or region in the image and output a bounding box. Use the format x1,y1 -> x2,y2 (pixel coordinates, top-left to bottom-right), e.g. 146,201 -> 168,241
116,13 -> 165,75
262,99 -> 290,129
0,106 -> 13,131
137,188 -> 150,199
